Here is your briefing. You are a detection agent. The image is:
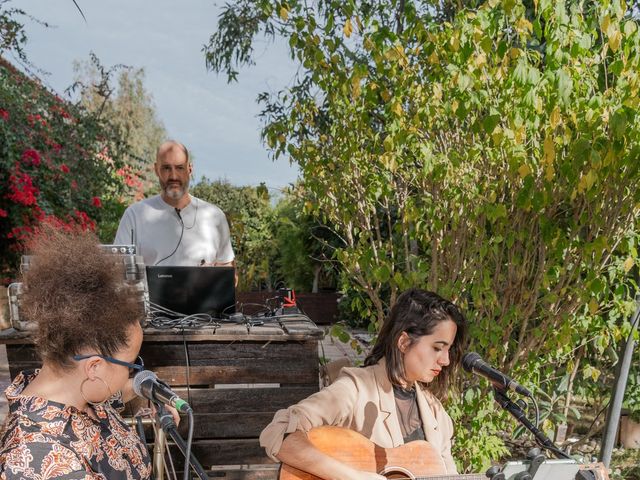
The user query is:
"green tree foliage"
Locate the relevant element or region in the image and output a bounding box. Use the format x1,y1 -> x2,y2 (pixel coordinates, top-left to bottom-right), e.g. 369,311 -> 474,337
191,178 -> 339,293
72,55 -> 167,195
191,177 -> 276,291
205,0 -> 640,470
273,191 -> 339,292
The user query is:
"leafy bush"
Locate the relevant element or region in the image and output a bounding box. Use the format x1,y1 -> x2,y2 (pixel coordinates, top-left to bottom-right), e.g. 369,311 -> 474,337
206,0 -> 640,469
0,59 -> 130,281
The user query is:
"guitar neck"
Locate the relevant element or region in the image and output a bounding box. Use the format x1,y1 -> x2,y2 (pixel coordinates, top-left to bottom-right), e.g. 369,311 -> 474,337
418,475 -> 485,480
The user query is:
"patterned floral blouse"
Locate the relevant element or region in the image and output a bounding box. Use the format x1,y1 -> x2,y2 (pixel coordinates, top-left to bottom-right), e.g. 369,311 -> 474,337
0,370 -> 152,480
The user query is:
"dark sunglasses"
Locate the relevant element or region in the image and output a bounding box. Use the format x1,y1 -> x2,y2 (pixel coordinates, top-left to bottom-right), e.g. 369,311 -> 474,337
73,354 -> 145,377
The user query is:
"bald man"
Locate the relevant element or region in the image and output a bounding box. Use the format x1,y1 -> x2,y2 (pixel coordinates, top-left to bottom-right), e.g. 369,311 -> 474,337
114,141 -> 235,267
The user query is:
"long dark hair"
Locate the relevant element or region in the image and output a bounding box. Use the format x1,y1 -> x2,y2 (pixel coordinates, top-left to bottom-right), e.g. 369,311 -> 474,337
364,288 -> 467,399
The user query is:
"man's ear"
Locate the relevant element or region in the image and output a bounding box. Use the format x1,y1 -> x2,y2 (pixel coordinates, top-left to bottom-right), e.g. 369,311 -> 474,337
397,332 -> 410,354
153,162 -> 160,177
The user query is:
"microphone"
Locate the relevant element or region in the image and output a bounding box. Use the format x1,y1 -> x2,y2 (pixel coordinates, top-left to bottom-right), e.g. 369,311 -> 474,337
175,207 -> 182,220
133,370 -> 192,413
462,352 -> 532,397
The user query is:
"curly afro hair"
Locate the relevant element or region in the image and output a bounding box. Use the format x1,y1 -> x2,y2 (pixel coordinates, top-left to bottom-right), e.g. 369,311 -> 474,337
20,227 -> 145,370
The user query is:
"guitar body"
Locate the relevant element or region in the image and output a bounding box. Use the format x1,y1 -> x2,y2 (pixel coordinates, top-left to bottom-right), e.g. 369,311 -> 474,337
278,425 -> 449,480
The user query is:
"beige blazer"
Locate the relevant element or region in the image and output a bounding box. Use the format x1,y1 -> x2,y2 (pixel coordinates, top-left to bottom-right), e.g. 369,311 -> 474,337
259,360 -> 457,474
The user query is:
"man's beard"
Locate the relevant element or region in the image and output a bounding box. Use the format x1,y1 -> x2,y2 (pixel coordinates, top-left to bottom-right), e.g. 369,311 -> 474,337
161,178 -> 189,201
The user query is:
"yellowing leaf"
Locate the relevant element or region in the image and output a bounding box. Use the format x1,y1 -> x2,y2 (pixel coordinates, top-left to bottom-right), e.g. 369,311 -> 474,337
428,51 -> 439,65
550,106 -> 561,128
450,35 -> 460,52
279,6 -> 289,21
609,30 -> 622,52
518,163 -> 532,178
545,165 -> 555,181
623,257 -> 635,273
492,126 -> 503,145
383,135 -> 394,152
433,83 -> 442,101
380,89 -> 391,102
588,298 -> 599,315
382,153 -> 397,171
474,52 -> 487,68
517,17 -> 533,35
392,102 -> 403,116
578,170 -> 597,193
344,18 -> 353,38
543,135 -> 555,165
364,36 -> 374,51
351,75 -> 362,99
601,15 -> 611,36
384,44 -> 408,66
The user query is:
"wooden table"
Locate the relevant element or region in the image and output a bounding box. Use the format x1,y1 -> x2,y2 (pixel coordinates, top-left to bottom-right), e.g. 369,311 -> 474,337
0,314 -> 324,479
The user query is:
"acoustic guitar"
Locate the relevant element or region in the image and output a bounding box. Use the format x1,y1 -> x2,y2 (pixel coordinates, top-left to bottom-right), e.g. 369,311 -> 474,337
278,425 -> 485,480
278,426 -> 610,480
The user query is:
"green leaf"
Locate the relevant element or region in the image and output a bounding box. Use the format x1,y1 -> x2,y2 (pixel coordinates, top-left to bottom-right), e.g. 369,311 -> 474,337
482,114 -> 501,134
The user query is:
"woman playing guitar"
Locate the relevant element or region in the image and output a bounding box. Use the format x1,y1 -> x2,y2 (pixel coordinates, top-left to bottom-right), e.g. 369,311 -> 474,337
260,288 -> 468,480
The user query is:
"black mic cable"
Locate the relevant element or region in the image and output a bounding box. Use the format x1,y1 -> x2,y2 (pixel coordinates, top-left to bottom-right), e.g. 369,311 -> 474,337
155,207 -> 184,265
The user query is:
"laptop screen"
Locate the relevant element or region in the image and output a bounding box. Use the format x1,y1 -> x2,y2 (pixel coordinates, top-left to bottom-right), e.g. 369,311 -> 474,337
145,266 -> 235,317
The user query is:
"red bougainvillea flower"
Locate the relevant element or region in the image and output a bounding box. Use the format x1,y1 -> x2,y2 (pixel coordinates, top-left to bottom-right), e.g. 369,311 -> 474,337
21,149 -> 41,167
7,172 -> 39,206
32,206 -> 45,220
26,113 -> 47,127
117,165 -> 143,188
0,208 -> 7,217
91,196 -> 102,208
60,164 -> 70,173
7,225 -> 34,241
73,210 -> 96,231
0,109 -> 8,121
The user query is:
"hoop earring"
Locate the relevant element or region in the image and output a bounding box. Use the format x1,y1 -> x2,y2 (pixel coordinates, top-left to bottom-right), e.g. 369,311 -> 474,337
80,376 -> 113,406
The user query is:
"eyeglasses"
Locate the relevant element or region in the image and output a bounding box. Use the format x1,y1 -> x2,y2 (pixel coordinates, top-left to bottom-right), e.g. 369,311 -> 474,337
73,354 -> 145,377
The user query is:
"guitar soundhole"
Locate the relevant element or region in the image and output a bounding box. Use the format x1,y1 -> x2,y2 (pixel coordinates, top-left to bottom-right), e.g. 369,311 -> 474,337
379,465 -> 415,479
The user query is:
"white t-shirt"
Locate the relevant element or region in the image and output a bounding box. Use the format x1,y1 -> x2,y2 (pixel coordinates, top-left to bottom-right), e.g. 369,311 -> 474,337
114,195 -> 235,267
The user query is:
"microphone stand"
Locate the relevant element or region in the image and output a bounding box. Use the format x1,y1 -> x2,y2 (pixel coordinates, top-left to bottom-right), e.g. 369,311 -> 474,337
493,388 -> 571,460
154,402 -> 208,480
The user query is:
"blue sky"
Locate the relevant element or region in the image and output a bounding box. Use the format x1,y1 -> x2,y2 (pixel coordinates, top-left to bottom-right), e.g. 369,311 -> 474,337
12,0 -> 300,191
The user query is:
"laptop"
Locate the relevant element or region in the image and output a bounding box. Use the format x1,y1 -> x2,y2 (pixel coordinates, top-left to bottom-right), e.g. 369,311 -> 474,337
145,266 -> 235,317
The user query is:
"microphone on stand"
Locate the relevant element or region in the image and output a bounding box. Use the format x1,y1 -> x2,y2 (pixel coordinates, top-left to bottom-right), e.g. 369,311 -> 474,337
133,370 -> 192,413
462,352 -> 532,397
